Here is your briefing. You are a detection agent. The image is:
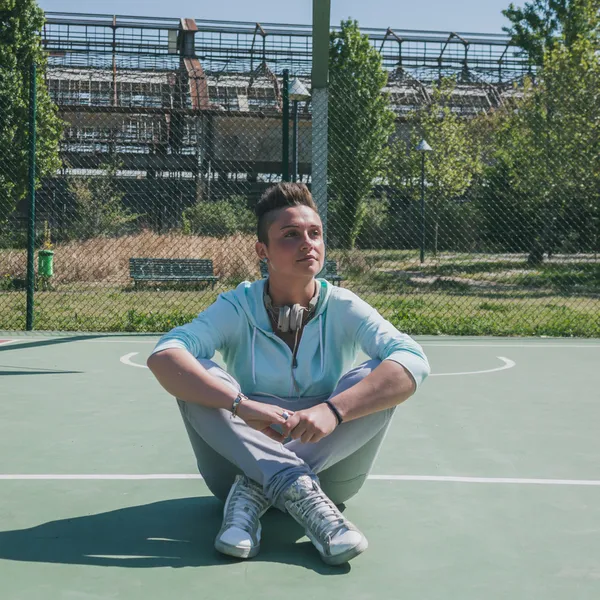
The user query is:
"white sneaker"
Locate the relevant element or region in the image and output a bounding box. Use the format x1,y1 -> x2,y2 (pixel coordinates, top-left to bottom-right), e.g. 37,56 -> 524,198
282,475 -> 368,565
214,475 -> 271,559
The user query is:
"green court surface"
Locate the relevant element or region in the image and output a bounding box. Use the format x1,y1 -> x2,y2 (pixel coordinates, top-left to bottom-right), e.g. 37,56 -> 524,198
1,334 -> 599,599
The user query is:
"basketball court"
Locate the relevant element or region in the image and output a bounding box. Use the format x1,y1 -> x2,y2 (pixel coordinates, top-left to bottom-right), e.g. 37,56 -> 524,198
1,334 -> 599,599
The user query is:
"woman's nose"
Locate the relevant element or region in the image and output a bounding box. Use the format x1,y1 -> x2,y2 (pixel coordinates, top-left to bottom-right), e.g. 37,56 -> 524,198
300,232 -> 312,247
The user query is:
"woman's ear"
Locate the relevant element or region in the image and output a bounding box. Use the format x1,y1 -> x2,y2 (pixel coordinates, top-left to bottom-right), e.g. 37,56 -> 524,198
255,241 -> 268,261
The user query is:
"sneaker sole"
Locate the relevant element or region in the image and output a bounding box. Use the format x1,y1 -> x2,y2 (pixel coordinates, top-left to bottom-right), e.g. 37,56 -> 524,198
320,536 -> 369,566
214,539 -> 260,559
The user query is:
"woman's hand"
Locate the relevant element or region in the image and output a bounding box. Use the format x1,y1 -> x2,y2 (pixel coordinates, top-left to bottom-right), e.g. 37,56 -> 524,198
236,398 -> 293,442
283,403 -> 338,444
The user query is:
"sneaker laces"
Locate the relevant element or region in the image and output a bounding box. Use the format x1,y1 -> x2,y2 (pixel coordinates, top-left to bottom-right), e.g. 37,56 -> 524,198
292,487 -> 347,547
223,479 -> 269,533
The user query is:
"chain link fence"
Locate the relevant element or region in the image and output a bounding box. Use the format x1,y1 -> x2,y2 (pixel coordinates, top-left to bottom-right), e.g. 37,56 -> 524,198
0,17 -> 599,336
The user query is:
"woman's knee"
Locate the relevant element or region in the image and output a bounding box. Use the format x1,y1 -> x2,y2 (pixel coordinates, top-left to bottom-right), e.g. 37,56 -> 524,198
196,358 -> 241,393
201,472 -> 238,503
332,359 -> 382,397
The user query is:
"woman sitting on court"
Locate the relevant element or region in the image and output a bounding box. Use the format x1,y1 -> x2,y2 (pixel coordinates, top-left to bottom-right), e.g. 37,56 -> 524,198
147,183 -> 430,566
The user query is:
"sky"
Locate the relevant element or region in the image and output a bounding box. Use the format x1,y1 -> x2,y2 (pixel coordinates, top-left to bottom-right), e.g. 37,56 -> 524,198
38,0 -> 519,35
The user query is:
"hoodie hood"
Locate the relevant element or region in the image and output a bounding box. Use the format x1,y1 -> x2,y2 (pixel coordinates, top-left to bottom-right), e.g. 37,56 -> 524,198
231,277 -> 331,332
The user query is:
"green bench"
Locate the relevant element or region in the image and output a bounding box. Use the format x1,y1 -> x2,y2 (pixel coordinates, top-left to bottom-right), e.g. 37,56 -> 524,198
260,259 -> 343,285
129,258 -> 219,288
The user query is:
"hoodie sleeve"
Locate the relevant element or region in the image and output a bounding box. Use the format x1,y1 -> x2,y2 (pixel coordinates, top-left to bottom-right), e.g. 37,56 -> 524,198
341,291 -> 430,388
150,294 -> 241,359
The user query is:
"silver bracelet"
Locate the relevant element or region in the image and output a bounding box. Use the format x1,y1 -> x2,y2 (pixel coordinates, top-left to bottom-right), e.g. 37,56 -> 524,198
230,393 -> 245,418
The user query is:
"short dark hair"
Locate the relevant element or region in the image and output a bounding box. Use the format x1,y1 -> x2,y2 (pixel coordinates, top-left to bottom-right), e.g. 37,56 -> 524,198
255,183 -> 318,245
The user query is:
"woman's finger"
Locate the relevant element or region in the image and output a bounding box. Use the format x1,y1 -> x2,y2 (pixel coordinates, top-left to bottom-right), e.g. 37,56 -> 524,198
282,413 -> 300,434
289,421 -> 307,440
274,412 -> 293,426
262,426 -> 285,443
300,429 -> 314,444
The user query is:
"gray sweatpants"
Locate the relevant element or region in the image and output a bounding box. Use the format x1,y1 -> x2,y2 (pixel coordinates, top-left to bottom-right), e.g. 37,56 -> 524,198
177,358 -> 396,509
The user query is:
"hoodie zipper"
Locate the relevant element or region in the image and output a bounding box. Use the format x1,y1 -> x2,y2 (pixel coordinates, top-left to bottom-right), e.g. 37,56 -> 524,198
265,328 -> 303,367
253,280 -> 326,390
265,315 -> 315,358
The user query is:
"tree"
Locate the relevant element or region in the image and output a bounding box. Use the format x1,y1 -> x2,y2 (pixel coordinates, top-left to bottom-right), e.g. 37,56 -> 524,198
0,0 -> 62,222
68,161 -> 141,239
182,196 -> 256,238
503,0 -> 600,66
388,79 -> 484,256
328,19 -> 396,249
483,37 -> 600,264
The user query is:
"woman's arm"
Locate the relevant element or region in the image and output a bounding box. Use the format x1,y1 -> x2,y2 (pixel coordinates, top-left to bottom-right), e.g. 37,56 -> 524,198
147,349 -> 290,441
147,348 -> 238,409
282,361 -> 415,443
326,359 -> 415,422
284,291 -> 429,443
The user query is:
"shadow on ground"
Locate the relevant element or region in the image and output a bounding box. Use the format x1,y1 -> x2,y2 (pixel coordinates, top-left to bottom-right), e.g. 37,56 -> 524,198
0,497 -> 349,574
0,335 -> 105,354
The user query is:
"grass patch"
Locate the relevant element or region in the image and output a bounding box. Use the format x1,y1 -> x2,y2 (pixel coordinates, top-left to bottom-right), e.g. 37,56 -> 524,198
478,302 -> 511,313
1,285 -> 598,337
0,287 -> 220,332
408,261 -> 600,294
2,240 -> 599,336
122,309 -> 198,333
429,278 -> 472,292
382,293 -> 599,337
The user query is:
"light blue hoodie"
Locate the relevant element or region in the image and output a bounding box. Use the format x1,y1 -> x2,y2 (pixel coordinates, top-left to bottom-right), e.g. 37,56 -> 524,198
152,279 -> 430,400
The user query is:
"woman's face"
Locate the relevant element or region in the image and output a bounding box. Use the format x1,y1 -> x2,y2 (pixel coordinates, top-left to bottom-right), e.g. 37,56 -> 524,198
257,205 -> 324,278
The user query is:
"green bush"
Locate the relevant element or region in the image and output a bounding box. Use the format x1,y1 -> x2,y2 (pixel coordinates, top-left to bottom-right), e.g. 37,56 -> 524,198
355,196 -> 390,248
68,162 -> 141,240
0,273 -> 15,290
182,196 -> 256,237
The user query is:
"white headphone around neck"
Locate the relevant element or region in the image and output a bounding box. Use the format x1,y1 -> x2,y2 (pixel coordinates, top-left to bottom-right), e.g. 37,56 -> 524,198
263,281 -> 320,333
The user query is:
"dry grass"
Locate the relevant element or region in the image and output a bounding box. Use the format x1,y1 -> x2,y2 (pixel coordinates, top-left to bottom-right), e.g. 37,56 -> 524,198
0,231 -> 259,284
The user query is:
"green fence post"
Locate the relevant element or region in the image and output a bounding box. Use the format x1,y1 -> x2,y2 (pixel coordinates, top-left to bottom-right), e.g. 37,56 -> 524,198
26,61 -> 37,331
282,69 -> 290,182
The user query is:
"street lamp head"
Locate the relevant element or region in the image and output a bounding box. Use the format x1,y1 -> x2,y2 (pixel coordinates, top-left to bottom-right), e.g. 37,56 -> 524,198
288,78 -> 311,101
416,139 -> 433,152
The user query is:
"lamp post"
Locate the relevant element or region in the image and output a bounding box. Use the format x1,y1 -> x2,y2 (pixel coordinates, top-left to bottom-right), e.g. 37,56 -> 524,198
288,78 -> 311,182
416,139 -> 432,264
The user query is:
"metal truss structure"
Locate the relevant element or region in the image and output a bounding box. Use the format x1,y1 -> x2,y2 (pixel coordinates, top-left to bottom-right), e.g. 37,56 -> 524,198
40,12 -> 533,180
43,12 -> 532,111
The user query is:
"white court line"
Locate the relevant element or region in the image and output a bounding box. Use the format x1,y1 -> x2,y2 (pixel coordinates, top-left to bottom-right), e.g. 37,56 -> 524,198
0,338 -> 157,344
121,352 -> 148,369
0,474 -> 599,486
423,343 -> 600,348
430,356 -> 515,377
84,339 -> 157,343
120,352 -> 516,377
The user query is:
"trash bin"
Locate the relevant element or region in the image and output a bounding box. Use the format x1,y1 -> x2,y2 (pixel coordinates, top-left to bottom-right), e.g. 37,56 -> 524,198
38,249 -> 54,277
